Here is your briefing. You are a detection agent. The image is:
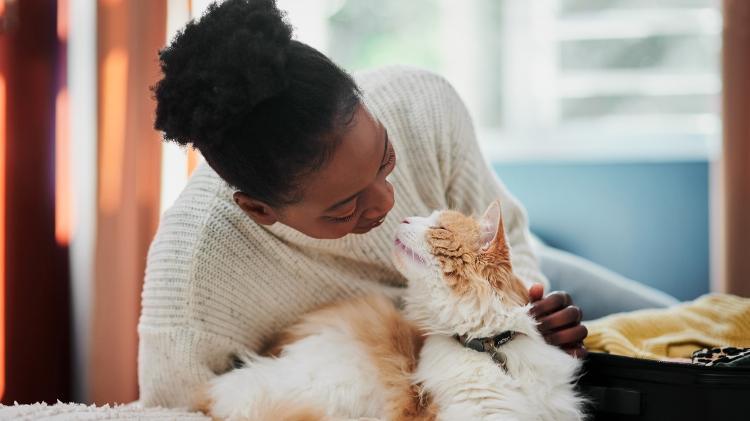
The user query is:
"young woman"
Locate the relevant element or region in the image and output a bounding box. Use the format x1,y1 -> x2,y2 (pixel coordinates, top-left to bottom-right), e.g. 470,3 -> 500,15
139,0 -> 590,408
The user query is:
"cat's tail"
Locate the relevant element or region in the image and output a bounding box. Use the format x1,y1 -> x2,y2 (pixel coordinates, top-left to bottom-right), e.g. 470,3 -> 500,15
193,387 -> 367,421
238,399 -> 330,421
236,400 -> 383,421
190,350 -> 382,421
238,400 -> 380,421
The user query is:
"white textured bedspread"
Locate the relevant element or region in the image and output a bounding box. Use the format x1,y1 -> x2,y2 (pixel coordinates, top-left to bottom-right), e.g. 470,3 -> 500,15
0,402 -> 210,420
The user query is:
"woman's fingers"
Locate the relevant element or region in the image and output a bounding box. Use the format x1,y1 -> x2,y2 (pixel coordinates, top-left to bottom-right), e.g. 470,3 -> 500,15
528,283 -> 545,303
545,324 -> 589,347
537,305 -> 582,333
529,291 -> 572,319
527,289 -> 588,353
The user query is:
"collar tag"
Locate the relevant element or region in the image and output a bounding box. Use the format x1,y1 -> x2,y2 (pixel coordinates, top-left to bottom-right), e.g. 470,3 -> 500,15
493,330 -> 514,347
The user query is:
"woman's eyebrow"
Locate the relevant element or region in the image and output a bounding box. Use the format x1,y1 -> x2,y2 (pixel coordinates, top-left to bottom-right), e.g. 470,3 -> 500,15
324,124 -> 389,213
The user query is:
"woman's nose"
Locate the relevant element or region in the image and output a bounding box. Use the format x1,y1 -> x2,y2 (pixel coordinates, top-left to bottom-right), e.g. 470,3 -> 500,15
361,180 -> 394,219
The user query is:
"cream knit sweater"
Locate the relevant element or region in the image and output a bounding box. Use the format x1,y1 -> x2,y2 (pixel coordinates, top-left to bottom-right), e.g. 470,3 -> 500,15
138,67 -> 549,408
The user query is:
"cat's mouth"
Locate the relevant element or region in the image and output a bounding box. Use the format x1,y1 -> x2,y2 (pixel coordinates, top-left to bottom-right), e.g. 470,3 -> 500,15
395,238 -> 427,264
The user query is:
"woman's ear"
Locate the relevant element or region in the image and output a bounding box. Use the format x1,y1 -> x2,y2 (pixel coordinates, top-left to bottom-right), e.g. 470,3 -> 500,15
233,191 -> 278,225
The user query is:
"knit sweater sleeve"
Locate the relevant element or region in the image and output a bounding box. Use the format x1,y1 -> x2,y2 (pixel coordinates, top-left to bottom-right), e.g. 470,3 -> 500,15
138,326 -> 243,408
436,77 -> 549,289
137,168 -> 251,408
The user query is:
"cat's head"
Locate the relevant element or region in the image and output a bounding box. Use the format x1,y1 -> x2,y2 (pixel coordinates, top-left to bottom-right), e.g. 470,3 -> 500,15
392,201 -> 537,339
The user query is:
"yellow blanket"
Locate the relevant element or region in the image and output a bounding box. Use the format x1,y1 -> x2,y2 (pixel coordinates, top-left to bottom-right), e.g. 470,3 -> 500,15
583,293 -> 750,360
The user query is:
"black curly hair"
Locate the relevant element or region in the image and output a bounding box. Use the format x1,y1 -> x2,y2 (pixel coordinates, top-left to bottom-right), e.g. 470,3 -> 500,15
153,0 -> 361,207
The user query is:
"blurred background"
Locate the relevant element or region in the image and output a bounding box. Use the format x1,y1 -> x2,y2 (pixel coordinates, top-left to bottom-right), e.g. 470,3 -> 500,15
1,0 -> 748,409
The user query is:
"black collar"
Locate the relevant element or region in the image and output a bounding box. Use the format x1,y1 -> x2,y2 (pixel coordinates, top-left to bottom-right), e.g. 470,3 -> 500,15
456,331 -> 518,371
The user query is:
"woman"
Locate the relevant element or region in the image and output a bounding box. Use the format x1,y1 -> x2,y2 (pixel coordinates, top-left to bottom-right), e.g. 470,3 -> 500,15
140,0 -> 589,408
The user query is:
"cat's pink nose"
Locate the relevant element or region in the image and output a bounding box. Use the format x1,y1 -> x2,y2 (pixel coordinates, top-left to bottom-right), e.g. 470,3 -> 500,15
402,219 -> 410,224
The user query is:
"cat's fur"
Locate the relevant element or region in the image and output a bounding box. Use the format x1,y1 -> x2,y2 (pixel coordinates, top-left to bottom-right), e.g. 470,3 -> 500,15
195,202 -> 584,420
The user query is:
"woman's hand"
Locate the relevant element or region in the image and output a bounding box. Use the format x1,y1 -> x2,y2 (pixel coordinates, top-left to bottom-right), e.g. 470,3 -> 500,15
529,283 -> 588,358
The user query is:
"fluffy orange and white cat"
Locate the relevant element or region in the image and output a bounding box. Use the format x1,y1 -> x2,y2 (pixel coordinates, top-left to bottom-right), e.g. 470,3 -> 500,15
195,201 -> 584,420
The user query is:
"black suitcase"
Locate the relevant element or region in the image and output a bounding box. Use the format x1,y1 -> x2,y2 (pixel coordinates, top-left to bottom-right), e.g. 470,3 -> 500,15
578,352 -> 750,420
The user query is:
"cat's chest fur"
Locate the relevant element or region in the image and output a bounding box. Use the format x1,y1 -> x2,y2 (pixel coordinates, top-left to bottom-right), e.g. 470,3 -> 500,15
415,335 -> 583,420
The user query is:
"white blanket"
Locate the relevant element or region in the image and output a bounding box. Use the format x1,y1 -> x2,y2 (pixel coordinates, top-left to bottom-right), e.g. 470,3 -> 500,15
0,402 -> 209,420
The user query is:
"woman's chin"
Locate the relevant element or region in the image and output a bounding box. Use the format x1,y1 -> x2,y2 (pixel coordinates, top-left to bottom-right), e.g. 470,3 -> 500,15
350,225 -> 376,235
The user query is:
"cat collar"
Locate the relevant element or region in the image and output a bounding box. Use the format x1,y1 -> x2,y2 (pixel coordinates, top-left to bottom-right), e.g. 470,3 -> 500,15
457,331 -> 517,371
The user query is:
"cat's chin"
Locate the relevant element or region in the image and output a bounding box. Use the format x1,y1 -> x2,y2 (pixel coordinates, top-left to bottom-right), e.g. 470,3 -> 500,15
394,238 -> 427,265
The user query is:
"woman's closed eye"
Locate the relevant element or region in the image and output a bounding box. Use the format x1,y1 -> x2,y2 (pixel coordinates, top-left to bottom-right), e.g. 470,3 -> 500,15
326,206 -> 357,223
379,148 -> 395,172
328,213 -> 356,223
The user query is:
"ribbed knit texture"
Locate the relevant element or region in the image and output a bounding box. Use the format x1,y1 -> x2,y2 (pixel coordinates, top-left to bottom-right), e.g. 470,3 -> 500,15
138,67 -> 548,408
584,293 -> 750,359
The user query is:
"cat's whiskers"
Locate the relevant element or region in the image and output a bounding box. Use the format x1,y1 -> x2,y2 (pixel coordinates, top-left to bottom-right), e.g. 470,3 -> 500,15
395,237 -> 427,264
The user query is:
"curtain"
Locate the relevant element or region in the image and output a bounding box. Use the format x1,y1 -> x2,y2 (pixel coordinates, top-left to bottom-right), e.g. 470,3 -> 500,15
722,0 -> 750,298
90,0 -> 166,404
0,0 -> 72,404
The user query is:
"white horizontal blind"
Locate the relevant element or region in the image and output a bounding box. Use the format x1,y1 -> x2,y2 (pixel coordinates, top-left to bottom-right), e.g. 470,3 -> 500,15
551,0 -> 722,140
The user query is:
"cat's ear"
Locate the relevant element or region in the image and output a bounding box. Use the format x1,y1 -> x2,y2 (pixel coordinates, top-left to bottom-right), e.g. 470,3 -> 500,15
479,200 -> 510,261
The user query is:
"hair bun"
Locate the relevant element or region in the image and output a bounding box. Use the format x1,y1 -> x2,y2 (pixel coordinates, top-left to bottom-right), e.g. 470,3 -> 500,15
154,0 -> 294,148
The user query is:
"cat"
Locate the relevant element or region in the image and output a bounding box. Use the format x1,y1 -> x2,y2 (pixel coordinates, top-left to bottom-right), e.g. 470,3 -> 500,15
194,201 -> 584,420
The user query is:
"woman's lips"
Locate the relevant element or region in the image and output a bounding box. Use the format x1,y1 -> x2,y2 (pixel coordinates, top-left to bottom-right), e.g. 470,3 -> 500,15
395,238 -> 426,264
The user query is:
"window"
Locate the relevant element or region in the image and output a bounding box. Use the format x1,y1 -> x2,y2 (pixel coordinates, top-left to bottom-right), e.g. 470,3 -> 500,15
280,0 -> 722,161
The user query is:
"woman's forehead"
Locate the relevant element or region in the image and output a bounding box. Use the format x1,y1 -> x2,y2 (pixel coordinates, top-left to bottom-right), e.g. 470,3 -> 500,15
297,105 -> 384,210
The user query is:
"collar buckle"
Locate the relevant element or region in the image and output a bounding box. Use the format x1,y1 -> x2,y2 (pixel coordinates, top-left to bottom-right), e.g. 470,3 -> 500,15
457,331 -> 518,372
